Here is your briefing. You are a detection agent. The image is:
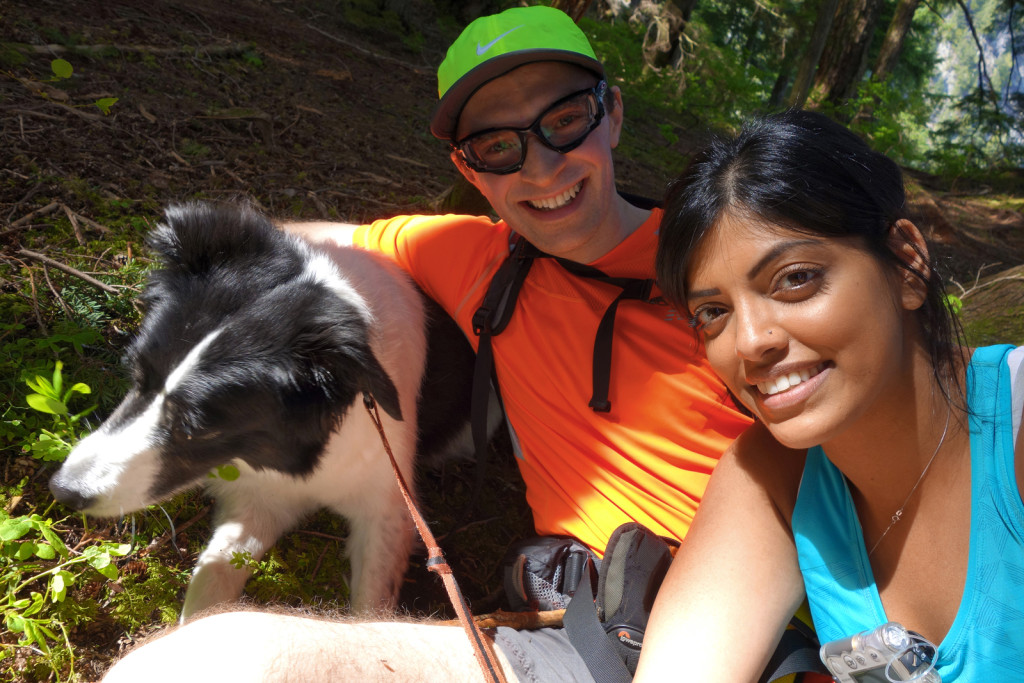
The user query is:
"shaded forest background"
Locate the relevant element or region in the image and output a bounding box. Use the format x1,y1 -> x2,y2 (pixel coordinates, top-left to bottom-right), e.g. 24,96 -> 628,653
1,0 -> 1022,681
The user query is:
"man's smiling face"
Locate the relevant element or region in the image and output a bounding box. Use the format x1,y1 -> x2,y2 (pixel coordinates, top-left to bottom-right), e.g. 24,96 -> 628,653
452,61 -> 626,263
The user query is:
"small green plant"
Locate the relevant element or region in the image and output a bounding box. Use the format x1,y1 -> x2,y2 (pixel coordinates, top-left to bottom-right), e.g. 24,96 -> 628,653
944,293 -> 964,317
240,49 -> 264,67
24,361 -> 97,462
229,549 -> 314,606
49,59 -> 119,115
1,510 -> 131,681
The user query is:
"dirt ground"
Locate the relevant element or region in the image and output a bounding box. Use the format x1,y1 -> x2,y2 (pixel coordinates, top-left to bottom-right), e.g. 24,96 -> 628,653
2,0 -> 1023,679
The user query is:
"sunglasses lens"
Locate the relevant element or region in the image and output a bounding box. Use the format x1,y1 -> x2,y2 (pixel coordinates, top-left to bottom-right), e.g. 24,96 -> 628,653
463,130 -> 524,173
539,92 -> 598,149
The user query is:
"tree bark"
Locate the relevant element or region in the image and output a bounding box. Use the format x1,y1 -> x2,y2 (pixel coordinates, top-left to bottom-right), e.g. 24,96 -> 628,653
769,49 -> 798,110
872,0 -> 922,82
551,0 -> 595,21
787,0 -> 839,109
811,0 -> 886,108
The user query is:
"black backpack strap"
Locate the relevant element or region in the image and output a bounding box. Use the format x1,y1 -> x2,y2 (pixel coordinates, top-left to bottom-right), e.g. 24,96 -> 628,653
469,238 -> 537,498
468,201 -> 661,478
758,616 -> 829,683
563,559 -> 634,683
553,258 -> 655,412
562,523 -> 676,682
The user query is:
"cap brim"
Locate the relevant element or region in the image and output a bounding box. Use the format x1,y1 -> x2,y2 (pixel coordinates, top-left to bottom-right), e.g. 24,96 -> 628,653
430,49 -> 605,141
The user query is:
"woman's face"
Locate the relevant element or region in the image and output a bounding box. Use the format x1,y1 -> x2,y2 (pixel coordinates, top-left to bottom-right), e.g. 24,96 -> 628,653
683,212 -> 925,449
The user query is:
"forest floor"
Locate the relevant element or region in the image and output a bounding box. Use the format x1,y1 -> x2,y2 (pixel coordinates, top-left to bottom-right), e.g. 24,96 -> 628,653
2,0 -> 1023,680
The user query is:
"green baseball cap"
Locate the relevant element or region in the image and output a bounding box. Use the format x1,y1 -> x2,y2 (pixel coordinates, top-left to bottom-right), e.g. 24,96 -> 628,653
430,5 -> 604,141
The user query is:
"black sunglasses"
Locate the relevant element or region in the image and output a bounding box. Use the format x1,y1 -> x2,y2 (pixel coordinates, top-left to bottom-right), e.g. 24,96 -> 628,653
452,81 -> 608,175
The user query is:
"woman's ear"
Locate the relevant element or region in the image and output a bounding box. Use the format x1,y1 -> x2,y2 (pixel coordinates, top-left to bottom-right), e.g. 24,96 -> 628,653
888,219 -> 930,311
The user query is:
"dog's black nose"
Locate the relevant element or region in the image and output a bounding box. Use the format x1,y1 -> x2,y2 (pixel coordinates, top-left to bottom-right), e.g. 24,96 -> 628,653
48,476 -> 94,511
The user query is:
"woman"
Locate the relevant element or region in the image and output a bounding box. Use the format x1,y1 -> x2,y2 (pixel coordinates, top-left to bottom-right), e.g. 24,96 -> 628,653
635,110 -> 1024,681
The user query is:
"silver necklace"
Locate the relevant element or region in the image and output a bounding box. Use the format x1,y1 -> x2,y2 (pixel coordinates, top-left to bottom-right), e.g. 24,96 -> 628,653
867,407 -> 952,556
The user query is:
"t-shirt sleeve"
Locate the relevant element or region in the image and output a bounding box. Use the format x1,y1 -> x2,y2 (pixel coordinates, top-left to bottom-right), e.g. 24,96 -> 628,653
352,214 -> 512,329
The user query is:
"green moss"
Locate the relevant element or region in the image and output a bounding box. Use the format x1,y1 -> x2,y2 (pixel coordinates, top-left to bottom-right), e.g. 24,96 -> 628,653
113,563 -> 188,630
179,139 -> 211,159
0,44 -> 28,67
962,306 -> 1024,347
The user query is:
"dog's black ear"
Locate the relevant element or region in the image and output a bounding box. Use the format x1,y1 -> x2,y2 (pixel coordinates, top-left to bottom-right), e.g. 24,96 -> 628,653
150,202 -> 296,277
289,291 -> 405,423
357,352 -> 403,422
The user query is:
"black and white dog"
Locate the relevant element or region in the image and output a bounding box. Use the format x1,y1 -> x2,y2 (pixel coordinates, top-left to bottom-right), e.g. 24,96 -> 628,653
49,202 -> 479,621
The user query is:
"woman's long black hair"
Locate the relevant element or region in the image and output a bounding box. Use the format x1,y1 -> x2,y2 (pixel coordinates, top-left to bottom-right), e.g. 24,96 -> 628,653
656,109 -> 966,405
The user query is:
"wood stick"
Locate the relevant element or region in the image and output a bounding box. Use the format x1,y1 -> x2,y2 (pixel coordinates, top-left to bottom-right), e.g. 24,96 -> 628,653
304,25 -> 431,75
6,42 -> 253,58
63,203 -> 87,246
11,201 -> 60,227
440,609 -> 566,630
72,211 -> 111,234
17,249 -> 120,294
145,504 -> 212,553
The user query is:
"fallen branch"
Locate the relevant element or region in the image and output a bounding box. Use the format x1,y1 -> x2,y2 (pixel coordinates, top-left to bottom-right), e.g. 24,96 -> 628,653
63,203 -> 87,246
296,529 -> 347,543
955,273 -> 1024,300
0,223 -> 52,241
305,25 -> 431,75
42,263 -> 75,319
145,504 -> 212,553
309,544 -> 331,583
440,609 -> 566,631
6,108 -> 64,122
385,154 -> 431,170
16,248 -> 120,294
5,42 -> 254,58
11,201 -> 60,227
63,205 -> 111,235
26,269 -> 49,337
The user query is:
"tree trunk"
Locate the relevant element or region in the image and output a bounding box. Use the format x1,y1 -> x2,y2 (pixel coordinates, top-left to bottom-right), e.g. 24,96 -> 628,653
872,0 -> 921,82
640,1 -> 691,70
599,1 -> 695,70
769,49 -> 797,110
786,0 -> 839,109
551,0 -> 595,22
811,0 -> 886,108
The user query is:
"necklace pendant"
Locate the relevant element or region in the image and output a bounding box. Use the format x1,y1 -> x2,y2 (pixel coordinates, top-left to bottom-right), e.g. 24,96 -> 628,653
891,510 -> 903,524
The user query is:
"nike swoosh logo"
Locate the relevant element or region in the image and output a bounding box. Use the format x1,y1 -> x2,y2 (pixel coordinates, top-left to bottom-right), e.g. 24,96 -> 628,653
476,25 -> 525,56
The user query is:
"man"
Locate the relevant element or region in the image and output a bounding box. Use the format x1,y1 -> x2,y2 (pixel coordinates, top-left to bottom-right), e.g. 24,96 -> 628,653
103,6 -> 749,681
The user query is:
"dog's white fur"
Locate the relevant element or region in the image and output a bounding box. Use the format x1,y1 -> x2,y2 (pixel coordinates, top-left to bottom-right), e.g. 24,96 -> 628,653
50,205 -> 429,621
189,244 -> 423,619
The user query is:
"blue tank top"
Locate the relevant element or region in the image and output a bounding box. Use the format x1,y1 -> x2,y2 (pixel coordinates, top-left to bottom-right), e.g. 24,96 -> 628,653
792,345 -> 1024,681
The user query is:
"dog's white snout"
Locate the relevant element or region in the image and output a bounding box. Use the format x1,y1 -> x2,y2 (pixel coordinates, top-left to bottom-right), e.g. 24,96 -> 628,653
48,406 -> 166,517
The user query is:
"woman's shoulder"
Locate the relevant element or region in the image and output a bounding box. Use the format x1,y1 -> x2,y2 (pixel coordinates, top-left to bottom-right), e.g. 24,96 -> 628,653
730,422 -> 808,525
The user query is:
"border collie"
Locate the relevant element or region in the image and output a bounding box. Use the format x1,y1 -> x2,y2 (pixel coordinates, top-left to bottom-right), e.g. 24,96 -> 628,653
49,202 -> 479,620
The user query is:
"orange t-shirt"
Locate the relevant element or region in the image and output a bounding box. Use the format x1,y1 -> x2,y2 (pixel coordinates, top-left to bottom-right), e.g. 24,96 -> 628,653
354,209 -> 751,553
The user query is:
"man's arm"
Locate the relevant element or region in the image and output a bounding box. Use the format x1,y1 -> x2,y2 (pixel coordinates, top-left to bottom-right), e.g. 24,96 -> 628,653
634,424 -> 806,682
280,221 -> 360,246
